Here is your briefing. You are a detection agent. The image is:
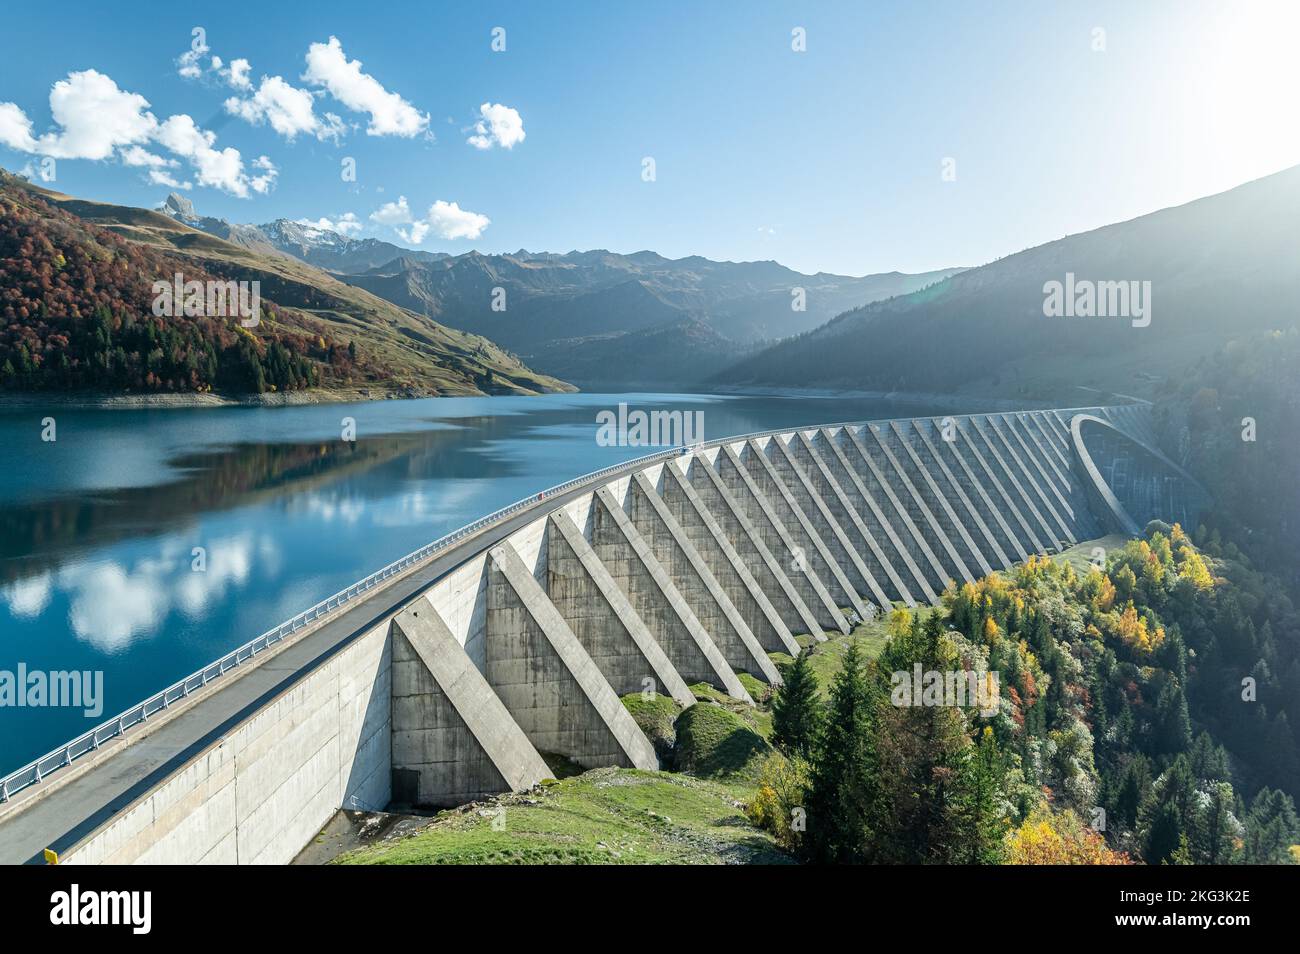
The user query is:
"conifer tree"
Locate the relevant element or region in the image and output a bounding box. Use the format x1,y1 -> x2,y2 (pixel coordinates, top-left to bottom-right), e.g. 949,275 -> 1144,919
771,647 -> 824,759
953,727 -> 1010,864
1194,781 -> 1240,864
1242,788 -> 1300,864
802,640 -> 878,864
1154,680 -> 1193,755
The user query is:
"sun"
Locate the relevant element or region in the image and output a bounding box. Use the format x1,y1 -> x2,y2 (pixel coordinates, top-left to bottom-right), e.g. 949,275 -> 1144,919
1197,0 -> 1300,185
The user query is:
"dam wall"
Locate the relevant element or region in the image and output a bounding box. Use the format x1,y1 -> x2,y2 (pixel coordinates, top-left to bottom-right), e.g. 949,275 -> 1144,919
64,619 -> 392,865
0,403 -> 1204,865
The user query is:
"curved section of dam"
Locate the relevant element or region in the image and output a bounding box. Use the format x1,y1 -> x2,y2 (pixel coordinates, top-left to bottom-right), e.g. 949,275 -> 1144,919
1070,414 -> 1211,536
0,403 -> 1206,865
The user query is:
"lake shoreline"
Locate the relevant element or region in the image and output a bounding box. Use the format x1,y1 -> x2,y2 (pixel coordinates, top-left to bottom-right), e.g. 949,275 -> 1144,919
0,387 -> 513,410
0,383 -> 1110,415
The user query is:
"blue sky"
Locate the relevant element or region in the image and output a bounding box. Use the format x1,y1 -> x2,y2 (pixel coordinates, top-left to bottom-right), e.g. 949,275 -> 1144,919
1,0 -> 1297,275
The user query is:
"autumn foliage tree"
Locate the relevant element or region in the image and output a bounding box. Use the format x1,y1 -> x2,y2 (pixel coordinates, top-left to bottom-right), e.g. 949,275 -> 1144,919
0,179 -> 374,394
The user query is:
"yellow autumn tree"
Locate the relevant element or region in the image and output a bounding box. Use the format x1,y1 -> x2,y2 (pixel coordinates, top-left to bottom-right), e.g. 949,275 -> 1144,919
1176,545 -> 1215,591
887,607 -> 913,639
1089,570 -> 1117,612
1005,809 -> 1131,865
982,615 -> 1001,644
1113,601 -> 1165,655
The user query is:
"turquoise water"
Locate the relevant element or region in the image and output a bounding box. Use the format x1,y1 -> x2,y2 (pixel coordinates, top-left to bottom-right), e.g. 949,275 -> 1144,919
0,391 -> 977,774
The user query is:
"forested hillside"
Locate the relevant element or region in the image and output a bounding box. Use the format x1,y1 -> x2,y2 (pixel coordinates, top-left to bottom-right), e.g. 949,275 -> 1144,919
0,184 -> 362,394
754,525 -> 1300,864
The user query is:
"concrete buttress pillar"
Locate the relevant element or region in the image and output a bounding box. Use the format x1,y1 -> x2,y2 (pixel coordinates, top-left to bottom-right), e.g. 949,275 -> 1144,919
485,542 -> 659,769
390,601 -> 550,807
590,486 -> 751,701
545,509 -> 696,707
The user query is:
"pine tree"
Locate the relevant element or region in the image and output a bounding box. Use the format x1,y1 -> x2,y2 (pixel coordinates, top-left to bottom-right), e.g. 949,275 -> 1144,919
1154,680 -> 1192,755
1112,755 -> 1152,831
802,640 -> 878,864
1242,788 -> 1300,864
771,647 -> 823,759
1188,731 -> 1230,782
1194,781 -> 1240,864
1145,800 -> 1184,864
1139,757 -> 1197,864
953,726 -> 1010,864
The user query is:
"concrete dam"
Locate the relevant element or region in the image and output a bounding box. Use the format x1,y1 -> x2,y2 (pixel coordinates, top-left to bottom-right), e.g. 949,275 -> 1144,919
0,403 -> 1207,864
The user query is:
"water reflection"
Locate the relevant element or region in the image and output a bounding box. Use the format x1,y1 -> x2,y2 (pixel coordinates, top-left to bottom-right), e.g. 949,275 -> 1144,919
0,391 -> 984,772
0,430 -> 451,583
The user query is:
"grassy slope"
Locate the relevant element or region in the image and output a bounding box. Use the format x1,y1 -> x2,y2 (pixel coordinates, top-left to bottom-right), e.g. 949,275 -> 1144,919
335,618 -> 888,865
1049,535 -> 1133,575
4,174 -> 572,398
336,769 -> 787,865
770,613 -> 893,700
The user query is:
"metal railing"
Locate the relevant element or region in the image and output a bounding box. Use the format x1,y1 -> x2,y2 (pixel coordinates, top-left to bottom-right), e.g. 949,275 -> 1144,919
0,401 -> 1145,804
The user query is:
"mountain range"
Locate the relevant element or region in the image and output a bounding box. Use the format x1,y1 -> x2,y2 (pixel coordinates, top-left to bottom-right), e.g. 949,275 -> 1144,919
8,164 -> 1296,404
157,193 -> 963,387
159,192 -> 449,273
716,165 -> 1300,405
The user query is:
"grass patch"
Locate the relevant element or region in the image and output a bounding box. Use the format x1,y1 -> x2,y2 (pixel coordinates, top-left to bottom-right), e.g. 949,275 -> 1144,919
786,614 -> 893,700
737,672 -> 772,704
768,650 -> 795,673
333,769 -> 790,865
688,682 -> 736,705
674,703 -> 772,781
621,692 -> 682,762
1049,535 -> 1130,574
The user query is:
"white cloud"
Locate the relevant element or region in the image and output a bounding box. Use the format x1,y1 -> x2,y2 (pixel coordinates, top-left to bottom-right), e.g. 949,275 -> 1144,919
30,70 -> 157,161
467,102 -> 525,150
296,212 -> 362,236
302,36 -> 428,137
1,69 -> 270,198
228,58 -> 252,90
224,75 -> 347,143
397,221 -> 429,245
177,43 -> 207,80
369,194 -> 413,225
155,113 -> 272,198
224,76 -> 318,140
370,195 -> 490,243
127,146 -> 191,190
120,145 -> 175,169
149,169 -> 191,189
0,102 -> 37,152
249,154 -> 278,194
425,200 -> 490,240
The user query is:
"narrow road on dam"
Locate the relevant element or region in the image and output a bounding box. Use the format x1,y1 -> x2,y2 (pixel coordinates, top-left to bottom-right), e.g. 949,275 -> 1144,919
0,466 -> 636,865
